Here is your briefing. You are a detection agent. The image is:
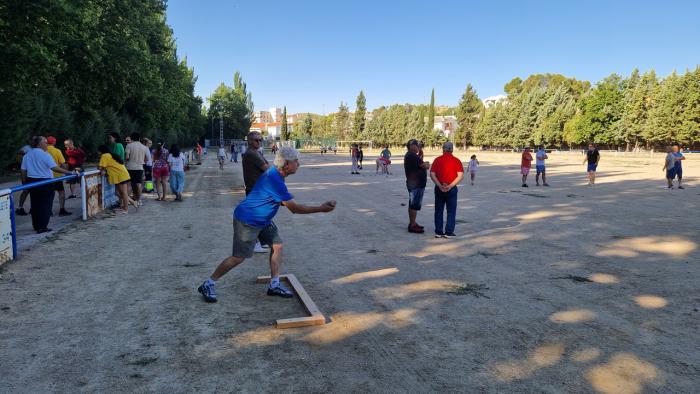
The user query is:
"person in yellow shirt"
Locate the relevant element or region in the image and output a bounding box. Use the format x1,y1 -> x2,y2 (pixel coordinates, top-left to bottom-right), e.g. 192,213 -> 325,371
98,145 -> 136,214
46,136 -> 71,216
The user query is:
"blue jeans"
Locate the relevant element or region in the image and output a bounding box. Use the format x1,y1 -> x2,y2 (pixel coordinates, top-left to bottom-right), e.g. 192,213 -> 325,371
434,186 -> 458,235
169,170 -> 185,193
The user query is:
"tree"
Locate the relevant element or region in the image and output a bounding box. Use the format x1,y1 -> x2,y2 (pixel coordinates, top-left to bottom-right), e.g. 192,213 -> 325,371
206,71 -> 255,140
455,84 -> 483,147
353,90 -> 366,139
280,106 -> 289,140
334,101 -> 351,140
427,88 -> 435,132
302,113 -> 313,137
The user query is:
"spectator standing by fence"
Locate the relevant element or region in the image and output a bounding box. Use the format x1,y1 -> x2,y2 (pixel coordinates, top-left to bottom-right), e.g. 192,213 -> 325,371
108,132 -> 125,162
168,144 -> 186,201
46,136 -> 71,216
125,132 -> 150,206
98,145 -> 135,213
21,136 -> 79,233
63,139 -> 86,199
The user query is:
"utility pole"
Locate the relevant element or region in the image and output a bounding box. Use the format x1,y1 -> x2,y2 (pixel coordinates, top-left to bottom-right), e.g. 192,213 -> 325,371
219,112 -> 224,147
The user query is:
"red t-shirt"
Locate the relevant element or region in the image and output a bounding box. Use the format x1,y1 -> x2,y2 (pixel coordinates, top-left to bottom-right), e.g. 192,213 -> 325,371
431,152 -> 464,184
65,148 -> 86,167
521,151 -> 533,168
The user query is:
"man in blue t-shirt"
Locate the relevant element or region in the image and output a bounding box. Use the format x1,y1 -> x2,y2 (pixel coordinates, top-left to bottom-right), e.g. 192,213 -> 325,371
198,147 -> 336,302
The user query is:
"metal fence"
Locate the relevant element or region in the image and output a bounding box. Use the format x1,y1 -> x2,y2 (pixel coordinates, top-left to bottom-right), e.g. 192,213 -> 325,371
0,169 -> 115,263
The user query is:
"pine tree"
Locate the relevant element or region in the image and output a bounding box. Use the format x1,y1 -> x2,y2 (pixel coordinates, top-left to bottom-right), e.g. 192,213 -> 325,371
353,90 -> 366,139
281,106 -> 289,140
428,88 -> 435,132
455,84 -> 483,147
303,113 -> 313,137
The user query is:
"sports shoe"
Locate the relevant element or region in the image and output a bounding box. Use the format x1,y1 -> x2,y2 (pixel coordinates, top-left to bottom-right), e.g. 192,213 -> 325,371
254,241 -> 267,253
543,183 -> 550,187
522,184 -> 528,187
59,209 -> 71,216
408,224 -> 424,234
678,186 -> 685,189
444,233 -> 457,238
15,208 -> 28,216
435,233 -> 445,238
267,283 -> 294,298
198,281 -> 217,303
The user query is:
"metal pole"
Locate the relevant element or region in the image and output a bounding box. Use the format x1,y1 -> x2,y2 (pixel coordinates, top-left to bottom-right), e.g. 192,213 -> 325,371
9,194 -> 17,260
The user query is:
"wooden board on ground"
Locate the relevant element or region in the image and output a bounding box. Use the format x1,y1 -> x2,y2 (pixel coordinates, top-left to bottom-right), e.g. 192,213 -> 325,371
256,274 -> 327,329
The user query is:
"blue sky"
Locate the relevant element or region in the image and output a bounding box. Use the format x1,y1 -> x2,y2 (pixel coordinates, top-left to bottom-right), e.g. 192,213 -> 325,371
167,0 -> 700,114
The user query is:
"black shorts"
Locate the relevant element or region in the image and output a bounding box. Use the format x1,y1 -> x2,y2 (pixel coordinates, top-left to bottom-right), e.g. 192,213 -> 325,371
128,170 -> 144,188
53,180 -> 65,192
66,164 -> 81,184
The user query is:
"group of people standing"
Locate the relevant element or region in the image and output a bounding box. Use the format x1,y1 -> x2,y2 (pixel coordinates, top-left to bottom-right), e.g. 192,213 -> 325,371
16,132 -> 190,232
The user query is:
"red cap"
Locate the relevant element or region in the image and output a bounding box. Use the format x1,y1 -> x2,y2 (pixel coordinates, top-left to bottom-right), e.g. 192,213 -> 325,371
47,136 -> 57,145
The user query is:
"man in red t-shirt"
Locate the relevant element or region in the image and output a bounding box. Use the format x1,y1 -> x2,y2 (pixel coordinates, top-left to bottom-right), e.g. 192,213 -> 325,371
64,138 -> 86,199
429,141 -> 464,238
521,147 -> 533,187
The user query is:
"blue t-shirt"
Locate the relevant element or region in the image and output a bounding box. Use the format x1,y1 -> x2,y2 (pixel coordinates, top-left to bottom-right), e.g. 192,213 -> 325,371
673,152 -> 683,169
234,167 -> 294,227
21,148 -> 57,179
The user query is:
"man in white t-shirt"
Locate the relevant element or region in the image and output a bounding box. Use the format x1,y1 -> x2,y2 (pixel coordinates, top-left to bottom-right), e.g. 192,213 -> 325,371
535,145 -> 549,187
124,132 -> 150,205
217,146 -> 227,170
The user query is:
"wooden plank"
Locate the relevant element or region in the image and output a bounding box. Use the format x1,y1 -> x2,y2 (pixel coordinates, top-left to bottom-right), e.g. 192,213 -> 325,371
255,274 -> 327,329
276,315 -> 326,329
285,274 -> 322,316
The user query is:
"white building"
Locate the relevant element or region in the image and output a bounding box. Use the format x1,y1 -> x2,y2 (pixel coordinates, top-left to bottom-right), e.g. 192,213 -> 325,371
269,107 -> 283,122
433,115 -> 458,138
483,95 -> 508,108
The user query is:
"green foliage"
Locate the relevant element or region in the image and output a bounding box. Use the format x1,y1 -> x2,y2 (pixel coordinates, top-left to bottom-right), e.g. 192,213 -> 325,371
206,72 -> 254,140
334,102 -> 351,139
302,113 -> 313,137
0,0 -> 205,170
427,88 -> 435,132
353,90 -> 366,139
455,84 -> 483,147
280,106 -> 289,140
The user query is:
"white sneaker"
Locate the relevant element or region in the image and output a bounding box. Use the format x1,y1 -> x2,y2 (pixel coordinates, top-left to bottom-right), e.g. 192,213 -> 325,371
254,241 -> 267,253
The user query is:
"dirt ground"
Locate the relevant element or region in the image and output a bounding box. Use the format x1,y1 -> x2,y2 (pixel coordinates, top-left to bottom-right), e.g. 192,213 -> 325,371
1,149 -> 698,393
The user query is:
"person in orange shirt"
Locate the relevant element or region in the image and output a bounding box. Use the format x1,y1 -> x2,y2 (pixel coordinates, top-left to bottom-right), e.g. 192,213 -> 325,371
521,146 -> 533,187
429,142 -> 464,238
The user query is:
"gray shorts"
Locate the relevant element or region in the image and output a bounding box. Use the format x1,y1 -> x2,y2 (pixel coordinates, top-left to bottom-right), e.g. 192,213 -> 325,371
232,218 -> 282,258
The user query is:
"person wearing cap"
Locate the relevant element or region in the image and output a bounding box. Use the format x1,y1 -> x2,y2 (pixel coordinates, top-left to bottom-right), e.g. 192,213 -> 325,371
429,142 -> 464,238
404,139 -> 430,233
46,136 -> 71,216
21,136 -> 80,233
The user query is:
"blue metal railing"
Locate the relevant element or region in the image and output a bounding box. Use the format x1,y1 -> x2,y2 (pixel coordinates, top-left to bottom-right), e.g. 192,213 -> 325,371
1,171 -> 90,261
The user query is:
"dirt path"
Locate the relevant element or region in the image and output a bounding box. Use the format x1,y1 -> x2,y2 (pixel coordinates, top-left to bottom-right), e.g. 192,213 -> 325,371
1,151 -> 698,393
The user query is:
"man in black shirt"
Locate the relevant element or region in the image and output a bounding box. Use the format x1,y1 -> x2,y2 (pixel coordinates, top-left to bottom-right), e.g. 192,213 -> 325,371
404,139 -> 430,233
583,143 -> 600,186
242,131 -> 270,252
242,132 -> 269,194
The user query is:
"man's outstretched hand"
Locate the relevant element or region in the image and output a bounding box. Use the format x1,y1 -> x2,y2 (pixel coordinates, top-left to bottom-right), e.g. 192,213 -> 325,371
321,200 -> 337,212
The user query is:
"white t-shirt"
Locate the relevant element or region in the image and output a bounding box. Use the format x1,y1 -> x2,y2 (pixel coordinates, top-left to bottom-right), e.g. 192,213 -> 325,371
536,150 -> 547,166
168,154 -> 185,172
468,159 -> 478,172
218,148 -> 226,158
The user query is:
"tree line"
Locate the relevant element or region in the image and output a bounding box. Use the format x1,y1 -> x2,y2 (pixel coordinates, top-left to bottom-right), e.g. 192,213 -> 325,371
1,0 -> 205,171
285,68 -> 700,150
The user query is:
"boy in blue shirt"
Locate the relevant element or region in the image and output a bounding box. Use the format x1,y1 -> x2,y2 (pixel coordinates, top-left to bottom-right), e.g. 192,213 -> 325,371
198,147 -> 336,302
